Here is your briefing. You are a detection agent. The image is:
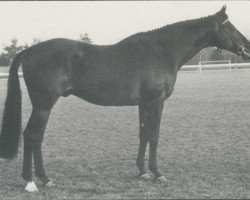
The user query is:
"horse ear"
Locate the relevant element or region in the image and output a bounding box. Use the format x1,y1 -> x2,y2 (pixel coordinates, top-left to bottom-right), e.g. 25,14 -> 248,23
216,5 -> 228,20
219,5 -> 227,15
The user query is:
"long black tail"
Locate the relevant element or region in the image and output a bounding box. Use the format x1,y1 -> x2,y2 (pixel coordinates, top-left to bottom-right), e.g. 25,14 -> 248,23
0,50 -> 26,159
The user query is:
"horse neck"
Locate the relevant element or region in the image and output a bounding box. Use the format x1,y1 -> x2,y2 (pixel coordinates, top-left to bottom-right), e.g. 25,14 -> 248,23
155,18 -> 216,70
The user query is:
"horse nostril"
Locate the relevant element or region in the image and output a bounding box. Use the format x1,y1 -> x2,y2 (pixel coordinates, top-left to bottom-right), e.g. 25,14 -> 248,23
239,46 -> 244,51
236,46 -> 245,54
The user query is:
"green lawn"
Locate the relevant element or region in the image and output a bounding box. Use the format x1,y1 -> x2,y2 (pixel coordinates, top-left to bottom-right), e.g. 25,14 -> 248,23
0,70 -> 249,199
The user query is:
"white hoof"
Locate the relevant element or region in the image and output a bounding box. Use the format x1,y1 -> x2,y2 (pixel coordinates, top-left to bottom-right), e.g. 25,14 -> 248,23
45,180 -> 55,187
25,181 -> 39,192
156,176 -> 167,183
140,173 -> 151,180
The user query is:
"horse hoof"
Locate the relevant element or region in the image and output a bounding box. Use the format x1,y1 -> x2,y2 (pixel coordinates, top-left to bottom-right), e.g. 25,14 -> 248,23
156,176 -> 167,183
139,173 -> 151,180
25,181 -> 39,192
45,180 -> 55,187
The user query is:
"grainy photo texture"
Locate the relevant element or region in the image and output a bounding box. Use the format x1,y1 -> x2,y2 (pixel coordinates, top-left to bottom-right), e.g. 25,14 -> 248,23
0,1 -> 249,199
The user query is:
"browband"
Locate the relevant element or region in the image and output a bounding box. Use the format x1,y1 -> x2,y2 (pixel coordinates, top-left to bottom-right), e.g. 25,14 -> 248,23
222,19 -> 229,25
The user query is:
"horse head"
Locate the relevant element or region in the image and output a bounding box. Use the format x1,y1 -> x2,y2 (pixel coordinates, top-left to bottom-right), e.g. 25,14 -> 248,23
212,5 -> 250,60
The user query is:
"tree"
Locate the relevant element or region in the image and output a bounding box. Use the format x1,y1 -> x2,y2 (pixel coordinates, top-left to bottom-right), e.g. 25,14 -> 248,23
186,47 -> 215,65
210,48 -> 225,61
79,33 -> 93,44
0,37 -> 28,66
209,48 -> 247,63
31,38 -> 41,46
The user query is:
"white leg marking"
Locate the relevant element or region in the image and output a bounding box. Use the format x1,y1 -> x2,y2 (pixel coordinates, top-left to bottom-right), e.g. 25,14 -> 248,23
140,173 -> 151,180
25,181 -> 39,192
45,180 -> 55,187
156,176 -> 167,182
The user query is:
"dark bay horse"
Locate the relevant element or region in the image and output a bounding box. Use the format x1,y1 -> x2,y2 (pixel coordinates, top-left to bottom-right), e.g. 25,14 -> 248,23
1,6 -> 250,192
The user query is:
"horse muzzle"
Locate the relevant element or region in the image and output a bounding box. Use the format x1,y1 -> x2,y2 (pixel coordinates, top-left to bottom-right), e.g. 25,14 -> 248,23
237,46 -> 250,60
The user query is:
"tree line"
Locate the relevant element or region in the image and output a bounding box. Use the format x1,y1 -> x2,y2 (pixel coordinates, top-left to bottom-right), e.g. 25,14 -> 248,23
0,34 -> 249,66
186,47 -> 249,65
0,33 -> 93,66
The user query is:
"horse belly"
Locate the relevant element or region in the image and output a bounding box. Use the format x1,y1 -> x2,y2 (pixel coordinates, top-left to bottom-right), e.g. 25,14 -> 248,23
72,81 -> 141,106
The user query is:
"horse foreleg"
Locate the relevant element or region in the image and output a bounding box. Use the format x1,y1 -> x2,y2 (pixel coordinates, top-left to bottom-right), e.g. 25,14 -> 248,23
136,103 -> 150,179
146,97 -> 166,181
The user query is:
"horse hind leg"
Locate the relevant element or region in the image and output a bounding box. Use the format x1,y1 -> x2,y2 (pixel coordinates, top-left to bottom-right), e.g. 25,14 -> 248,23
22,107 -> 52,192
22,96 -> 57,192
32,108 -> 52,184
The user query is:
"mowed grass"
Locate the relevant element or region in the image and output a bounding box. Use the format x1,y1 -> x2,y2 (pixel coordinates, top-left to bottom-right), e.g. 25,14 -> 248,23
0,70 -> 250,199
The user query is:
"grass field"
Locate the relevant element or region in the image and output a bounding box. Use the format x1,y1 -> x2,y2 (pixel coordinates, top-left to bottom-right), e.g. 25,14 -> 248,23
0,70 -> 250,199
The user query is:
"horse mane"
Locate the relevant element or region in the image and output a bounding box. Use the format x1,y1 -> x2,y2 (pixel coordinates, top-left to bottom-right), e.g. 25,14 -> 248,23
118,13 -> 216,43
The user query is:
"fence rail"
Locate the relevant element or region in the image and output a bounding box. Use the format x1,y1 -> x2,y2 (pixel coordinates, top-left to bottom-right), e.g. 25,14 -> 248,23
181,62 -> 250,71
0,63 -> 250,78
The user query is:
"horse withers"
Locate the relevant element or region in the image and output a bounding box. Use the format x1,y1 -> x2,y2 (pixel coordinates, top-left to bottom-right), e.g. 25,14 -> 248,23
0,6 -> 250,192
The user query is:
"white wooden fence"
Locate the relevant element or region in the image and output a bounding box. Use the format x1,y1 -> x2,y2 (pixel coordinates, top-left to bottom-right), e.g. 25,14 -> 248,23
0,63 -> 250,78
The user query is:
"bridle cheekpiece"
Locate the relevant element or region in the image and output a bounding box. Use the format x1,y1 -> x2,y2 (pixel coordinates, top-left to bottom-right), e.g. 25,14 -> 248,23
221,19 -> 229,25
218,18 -> 246,55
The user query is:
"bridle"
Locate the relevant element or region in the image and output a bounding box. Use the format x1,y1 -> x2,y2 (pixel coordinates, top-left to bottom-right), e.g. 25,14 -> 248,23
218,19 -> 246,55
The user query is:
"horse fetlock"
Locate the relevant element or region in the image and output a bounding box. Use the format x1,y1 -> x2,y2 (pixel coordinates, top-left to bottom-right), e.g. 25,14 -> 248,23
148,163 -> 156,171
36,173 -> 50,185
149,165 -> 162,178
22,172 -> 32,182
136,159 -> 146,175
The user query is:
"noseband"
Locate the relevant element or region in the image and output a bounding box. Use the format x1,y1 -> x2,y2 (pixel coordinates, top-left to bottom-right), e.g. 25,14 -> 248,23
218,19 -> 245,55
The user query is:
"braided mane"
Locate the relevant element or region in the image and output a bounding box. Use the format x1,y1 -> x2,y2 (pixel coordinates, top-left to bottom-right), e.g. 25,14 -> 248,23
119,13 -> 216,43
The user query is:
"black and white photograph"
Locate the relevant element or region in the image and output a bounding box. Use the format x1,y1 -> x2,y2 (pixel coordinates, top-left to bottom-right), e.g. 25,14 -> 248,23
0,1 -> 249,199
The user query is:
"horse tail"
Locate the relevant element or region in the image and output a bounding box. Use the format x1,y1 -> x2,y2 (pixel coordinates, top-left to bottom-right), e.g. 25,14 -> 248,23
0,50 -> 27,159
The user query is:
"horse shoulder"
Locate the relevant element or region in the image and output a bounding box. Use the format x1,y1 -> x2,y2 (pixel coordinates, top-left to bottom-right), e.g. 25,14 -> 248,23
141,65 -> 177,101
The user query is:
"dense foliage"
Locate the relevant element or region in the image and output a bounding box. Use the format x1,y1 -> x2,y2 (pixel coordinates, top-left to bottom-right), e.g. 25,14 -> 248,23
186,47 -> 248,65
